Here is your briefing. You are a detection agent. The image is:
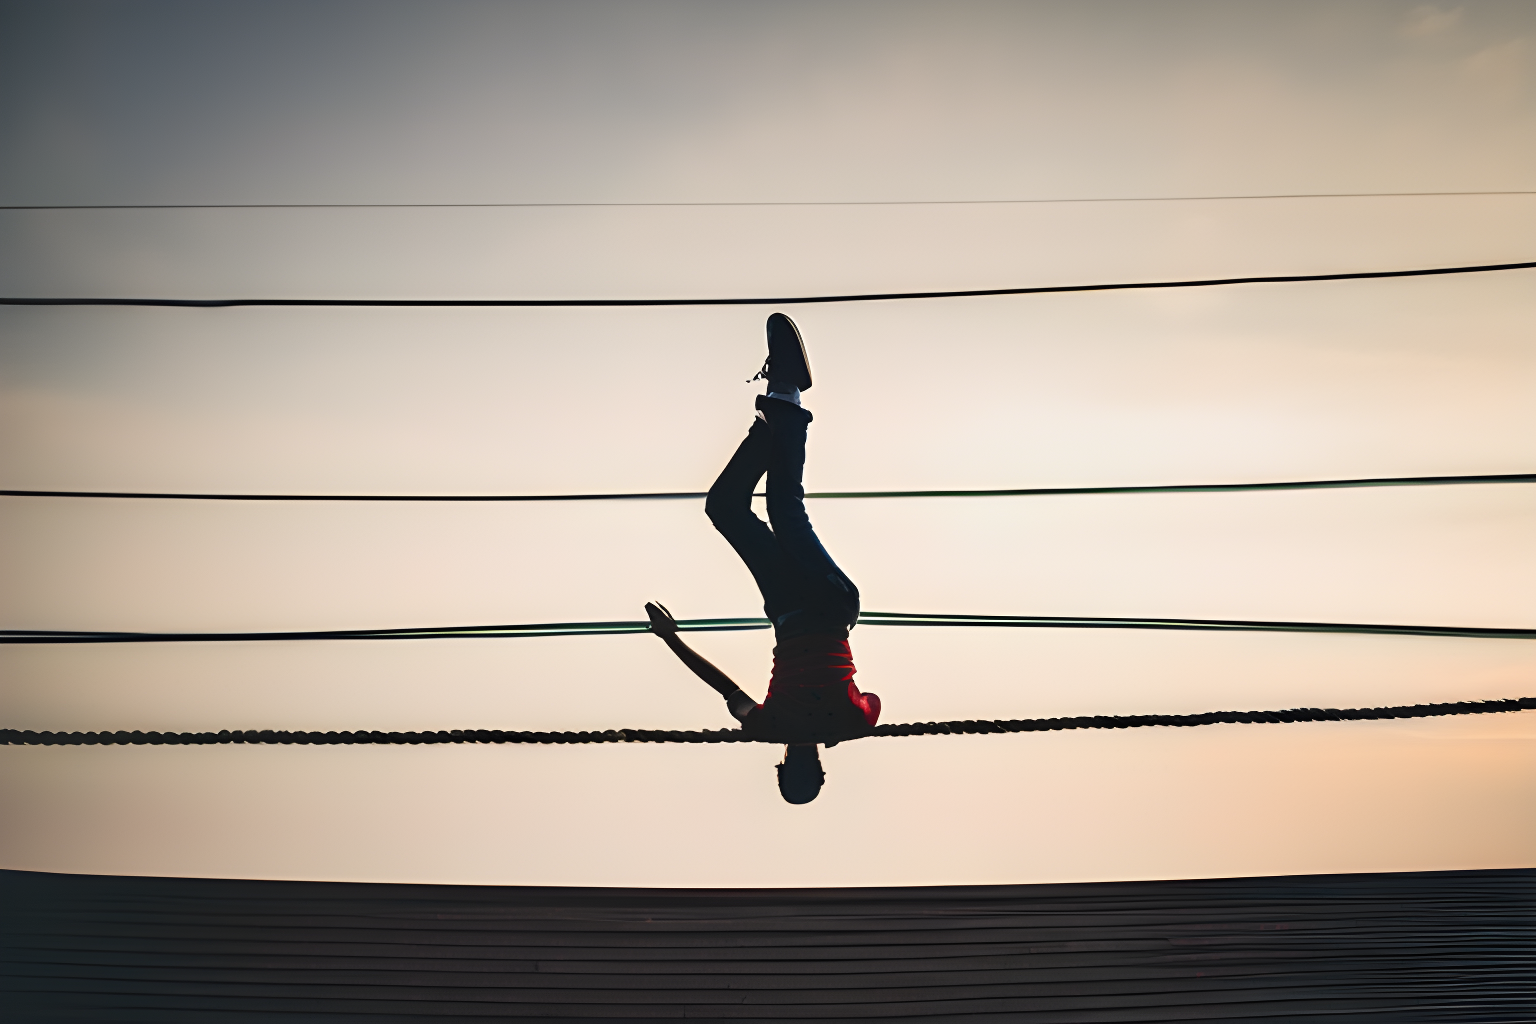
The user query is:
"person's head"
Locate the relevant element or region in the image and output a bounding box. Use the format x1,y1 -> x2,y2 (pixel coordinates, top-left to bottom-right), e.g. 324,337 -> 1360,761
777,744 -> 825,804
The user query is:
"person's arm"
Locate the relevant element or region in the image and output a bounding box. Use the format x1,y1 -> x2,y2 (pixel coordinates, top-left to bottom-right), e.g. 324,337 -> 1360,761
645,602 -> 758,722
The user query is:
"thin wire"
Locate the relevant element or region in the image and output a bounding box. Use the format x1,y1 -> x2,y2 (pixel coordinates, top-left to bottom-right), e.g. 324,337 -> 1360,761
4,698 -> 1531,746
856,612 -> 1536,641
4,190 -> 1534,210
5,472 -> 1531,503
6,612 -> 1531,644
4,260 -> 1533,308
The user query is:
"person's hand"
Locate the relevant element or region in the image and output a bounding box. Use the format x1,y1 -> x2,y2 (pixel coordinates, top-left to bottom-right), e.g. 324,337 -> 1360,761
644,601 -> 679,637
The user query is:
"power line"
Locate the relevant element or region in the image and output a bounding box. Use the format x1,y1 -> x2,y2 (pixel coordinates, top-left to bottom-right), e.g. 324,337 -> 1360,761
0,617 -> 767,644
4,698 -> 1531,746
857,612 -> 1536,640
5,472 -> 1530,503
4,190 -> 1534,211
6,612 -> 1532,644
4,260 -> 1532,309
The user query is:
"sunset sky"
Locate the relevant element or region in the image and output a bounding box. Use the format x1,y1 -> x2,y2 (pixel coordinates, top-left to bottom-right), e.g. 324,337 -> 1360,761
1,0 -> 1532,887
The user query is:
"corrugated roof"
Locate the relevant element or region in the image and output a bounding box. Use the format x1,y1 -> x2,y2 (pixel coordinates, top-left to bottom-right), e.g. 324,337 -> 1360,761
3,867 -> 1531,1020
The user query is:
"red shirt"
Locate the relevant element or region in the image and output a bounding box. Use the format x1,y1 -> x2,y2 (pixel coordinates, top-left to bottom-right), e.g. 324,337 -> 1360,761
743,633 -> 880,743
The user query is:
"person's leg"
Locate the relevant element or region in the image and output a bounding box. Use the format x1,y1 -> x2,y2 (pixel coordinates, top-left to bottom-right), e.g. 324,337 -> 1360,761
705,416 -> 799,625
757,396 -> 860,632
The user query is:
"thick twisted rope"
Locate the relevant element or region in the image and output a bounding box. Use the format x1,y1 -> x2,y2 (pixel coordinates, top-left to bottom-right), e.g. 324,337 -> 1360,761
4,698 -> 1529,746
6,612 -> 1533,644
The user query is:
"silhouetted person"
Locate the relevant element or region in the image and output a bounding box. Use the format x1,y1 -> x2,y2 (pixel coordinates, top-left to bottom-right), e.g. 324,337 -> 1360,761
647,313 -> 880,804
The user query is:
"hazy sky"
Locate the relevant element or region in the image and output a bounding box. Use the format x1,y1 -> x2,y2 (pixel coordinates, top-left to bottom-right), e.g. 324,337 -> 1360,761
1,0 -> 1532,886
3,0 -> 1535,204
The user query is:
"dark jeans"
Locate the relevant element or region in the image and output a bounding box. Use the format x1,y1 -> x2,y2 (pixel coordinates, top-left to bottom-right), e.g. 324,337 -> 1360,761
706,396 -> 860,641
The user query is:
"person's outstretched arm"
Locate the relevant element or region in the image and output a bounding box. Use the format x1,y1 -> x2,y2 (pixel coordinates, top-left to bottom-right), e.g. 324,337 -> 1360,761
645,602 -> 758,722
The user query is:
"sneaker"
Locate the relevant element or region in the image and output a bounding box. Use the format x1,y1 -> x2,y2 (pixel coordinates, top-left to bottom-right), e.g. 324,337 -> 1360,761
753,312 -> 813,392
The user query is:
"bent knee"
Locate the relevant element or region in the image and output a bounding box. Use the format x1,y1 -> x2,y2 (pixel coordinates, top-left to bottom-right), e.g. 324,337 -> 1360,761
705,489 -> 749,529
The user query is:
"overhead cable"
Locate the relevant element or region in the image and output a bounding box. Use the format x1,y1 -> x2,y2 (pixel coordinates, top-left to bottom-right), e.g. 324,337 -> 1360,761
4,472 -> 1531,503
6,612 -> 1532,645
856,612 -> 1535,640
5,189 -> 1534,210
4,698 -> 1531,746
3,260 -> 1532,308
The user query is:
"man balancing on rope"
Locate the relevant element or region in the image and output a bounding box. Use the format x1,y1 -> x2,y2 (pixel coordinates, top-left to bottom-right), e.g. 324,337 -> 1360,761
645,313 -> 879,805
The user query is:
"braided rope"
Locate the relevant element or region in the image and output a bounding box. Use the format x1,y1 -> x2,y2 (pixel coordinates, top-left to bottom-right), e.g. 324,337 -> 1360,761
7,612 -> 1533,644
4,698 -> 1529,746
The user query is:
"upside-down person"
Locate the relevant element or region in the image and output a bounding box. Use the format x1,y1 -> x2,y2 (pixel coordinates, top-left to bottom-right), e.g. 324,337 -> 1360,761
646,313 -> 879,805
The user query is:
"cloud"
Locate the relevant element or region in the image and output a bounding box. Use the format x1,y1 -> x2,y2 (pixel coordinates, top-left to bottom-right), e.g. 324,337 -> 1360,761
1464,38 -> 1528,97
1402,4 -> 1464,37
